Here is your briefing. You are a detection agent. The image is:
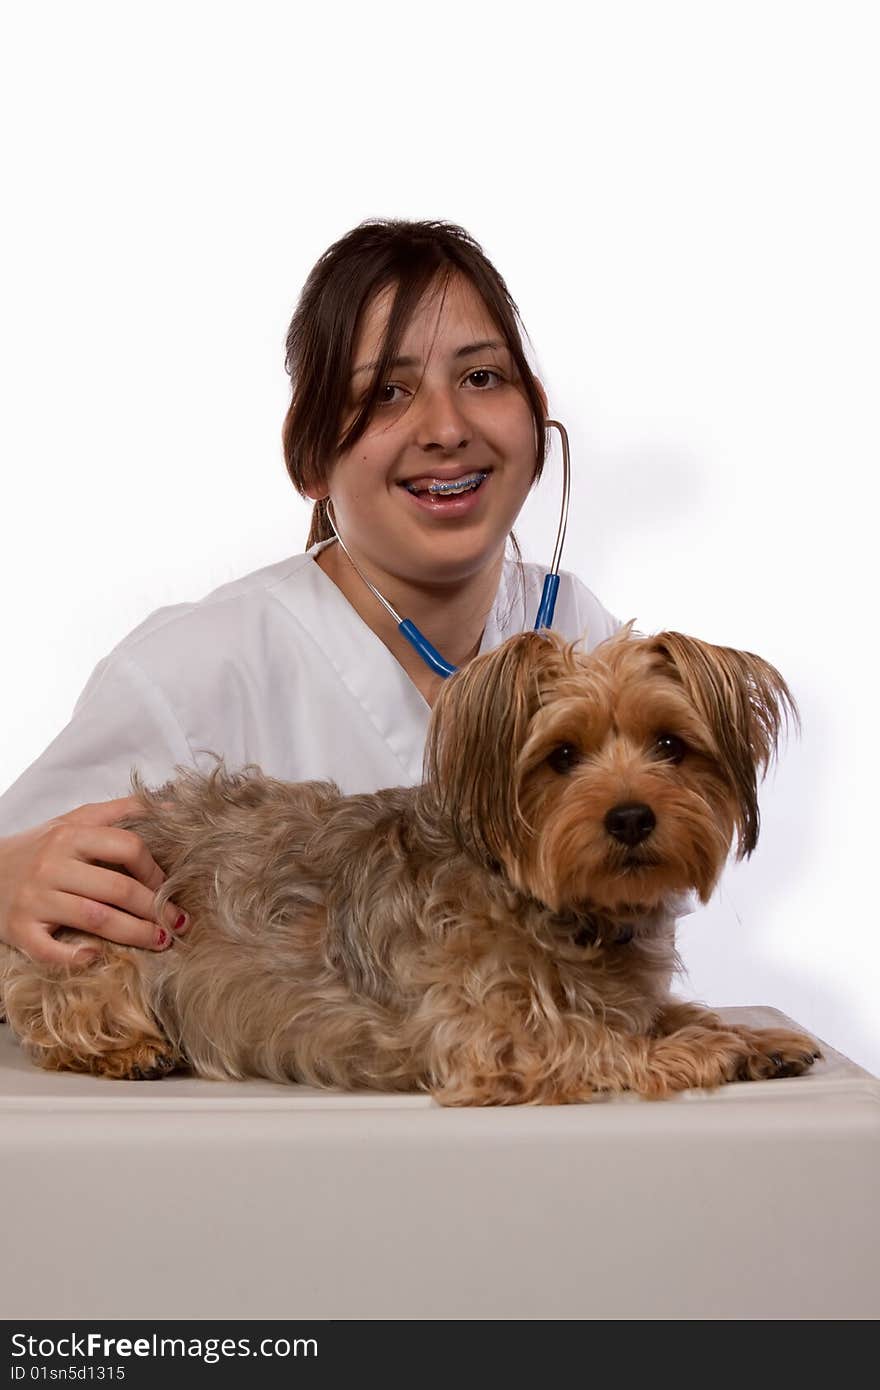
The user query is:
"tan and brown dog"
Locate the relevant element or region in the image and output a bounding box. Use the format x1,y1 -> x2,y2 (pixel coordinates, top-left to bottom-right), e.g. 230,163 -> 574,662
0,625 -> 820,1104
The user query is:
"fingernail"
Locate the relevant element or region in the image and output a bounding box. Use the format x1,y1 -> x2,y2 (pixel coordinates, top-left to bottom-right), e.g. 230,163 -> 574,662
171,911 -> 188,933
156,928 -> 169,949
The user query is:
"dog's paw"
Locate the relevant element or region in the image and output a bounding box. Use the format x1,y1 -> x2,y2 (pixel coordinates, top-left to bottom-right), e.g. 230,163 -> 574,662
88,1042 -> 182,1082
126,1052 -> 180,1082
725,1025 -> 822,1082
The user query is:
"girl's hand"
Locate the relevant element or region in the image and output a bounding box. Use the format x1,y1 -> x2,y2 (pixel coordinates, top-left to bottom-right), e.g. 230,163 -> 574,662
0,796 -> 188,965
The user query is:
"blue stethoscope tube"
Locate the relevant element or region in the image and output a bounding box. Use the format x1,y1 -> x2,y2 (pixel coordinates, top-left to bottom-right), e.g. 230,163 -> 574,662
326,418 -> 571,678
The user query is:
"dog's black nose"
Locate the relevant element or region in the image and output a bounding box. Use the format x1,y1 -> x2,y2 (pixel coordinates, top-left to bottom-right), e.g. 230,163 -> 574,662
604,802 -> 656,846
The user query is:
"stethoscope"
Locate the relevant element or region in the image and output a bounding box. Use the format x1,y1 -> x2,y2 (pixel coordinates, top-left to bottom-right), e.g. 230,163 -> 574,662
325,418 -> 571,678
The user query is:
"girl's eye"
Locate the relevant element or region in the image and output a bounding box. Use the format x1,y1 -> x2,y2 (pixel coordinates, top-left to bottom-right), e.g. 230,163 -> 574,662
375,368 -> 503,408
378,383 -> 407,405
654,733 -> 687,764
465,368 -> 502,389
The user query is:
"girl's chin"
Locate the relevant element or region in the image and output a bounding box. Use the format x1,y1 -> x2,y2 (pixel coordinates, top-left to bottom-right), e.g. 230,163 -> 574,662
394,541 -> 511,591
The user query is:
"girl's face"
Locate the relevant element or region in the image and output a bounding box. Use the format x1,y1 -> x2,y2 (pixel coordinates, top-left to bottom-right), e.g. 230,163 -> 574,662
308,273 -> 546,587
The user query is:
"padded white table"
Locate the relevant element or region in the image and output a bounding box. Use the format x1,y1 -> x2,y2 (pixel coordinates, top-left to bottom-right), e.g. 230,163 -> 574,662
1,1006 -> 877,1321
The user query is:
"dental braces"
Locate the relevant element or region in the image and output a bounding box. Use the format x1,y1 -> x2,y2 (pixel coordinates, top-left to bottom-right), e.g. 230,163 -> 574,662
409,471 -> 489,496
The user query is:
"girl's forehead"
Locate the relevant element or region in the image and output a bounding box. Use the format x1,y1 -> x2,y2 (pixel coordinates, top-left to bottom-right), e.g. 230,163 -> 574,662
356,273 -> 498,359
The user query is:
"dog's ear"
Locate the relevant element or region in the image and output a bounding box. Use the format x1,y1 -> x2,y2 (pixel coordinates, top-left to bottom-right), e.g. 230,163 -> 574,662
422,630 -> 578,867
648,631 -> 800,858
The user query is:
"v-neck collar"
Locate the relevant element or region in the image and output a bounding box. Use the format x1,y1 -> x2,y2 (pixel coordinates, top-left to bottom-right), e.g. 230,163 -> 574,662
290,540 -> 513,785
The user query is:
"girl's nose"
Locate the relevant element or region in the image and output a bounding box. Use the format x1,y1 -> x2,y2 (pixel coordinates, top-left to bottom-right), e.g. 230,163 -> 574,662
412,385 -> 474,452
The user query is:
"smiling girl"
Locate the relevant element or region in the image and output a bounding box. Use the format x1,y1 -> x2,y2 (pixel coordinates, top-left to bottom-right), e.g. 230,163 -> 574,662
0,219 -> 620,965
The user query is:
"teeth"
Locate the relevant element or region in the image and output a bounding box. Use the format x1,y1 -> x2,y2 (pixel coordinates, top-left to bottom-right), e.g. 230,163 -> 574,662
406,471 -> 488,497
429,471 -> 487,494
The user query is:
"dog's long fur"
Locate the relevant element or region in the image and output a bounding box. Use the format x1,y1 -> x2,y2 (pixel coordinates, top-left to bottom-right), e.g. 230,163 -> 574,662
0,626 -> 820,1104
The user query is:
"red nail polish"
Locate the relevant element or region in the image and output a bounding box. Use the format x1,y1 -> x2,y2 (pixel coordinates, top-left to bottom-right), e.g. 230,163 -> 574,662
174,914 -> 187,931
156,928 -> 168,948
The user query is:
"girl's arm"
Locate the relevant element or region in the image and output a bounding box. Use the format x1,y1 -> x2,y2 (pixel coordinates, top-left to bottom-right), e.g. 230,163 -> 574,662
0,650 -> 195,962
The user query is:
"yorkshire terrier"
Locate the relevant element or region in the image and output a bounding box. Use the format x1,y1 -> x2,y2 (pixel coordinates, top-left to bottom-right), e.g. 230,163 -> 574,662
0,624 -> 820,1104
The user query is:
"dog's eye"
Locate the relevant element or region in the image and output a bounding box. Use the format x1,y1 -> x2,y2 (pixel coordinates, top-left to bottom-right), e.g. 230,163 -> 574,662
654,733 -> 687,764
547,743 -> 581,774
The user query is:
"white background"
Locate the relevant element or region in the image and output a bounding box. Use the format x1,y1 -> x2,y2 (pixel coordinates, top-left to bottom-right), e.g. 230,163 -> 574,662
1,1 -> 877,1069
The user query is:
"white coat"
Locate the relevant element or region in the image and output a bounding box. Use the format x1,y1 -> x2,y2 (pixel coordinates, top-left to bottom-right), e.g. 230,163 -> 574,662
0,540 -> 621,835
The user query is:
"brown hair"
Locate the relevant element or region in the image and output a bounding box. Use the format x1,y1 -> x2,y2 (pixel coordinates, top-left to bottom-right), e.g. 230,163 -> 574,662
281,219 -> 549,555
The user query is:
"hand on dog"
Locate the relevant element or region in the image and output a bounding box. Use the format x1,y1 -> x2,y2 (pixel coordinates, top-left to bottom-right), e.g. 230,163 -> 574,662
0,798 -> 188,965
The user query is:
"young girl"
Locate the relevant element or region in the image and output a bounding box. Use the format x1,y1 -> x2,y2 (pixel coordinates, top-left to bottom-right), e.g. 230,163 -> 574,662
0,219 -> 620,966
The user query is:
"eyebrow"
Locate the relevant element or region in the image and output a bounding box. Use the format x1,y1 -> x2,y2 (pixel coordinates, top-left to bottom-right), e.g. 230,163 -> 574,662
351,339 -> 508,378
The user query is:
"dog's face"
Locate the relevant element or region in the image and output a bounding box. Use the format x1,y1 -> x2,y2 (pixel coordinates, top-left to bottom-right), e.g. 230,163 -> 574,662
423,625 -> 797,915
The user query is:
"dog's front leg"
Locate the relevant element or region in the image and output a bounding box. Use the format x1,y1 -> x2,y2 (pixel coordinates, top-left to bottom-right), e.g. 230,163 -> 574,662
429,1032 -> 595,1107
596,1019 -> 820,1098
428,1006 -> 820,1105
418,977 -> 768,1107
650,1000 -> 822,1086
413,970 -> 594,1106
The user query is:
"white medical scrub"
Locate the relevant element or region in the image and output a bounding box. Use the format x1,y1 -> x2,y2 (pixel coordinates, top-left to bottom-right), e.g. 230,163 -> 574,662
0,539 -> 622,836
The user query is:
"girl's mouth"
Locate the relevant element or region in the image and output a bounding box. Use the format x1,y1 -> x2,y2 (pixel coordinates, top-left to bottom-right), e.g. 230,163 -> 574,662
399,471 -> 490,516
